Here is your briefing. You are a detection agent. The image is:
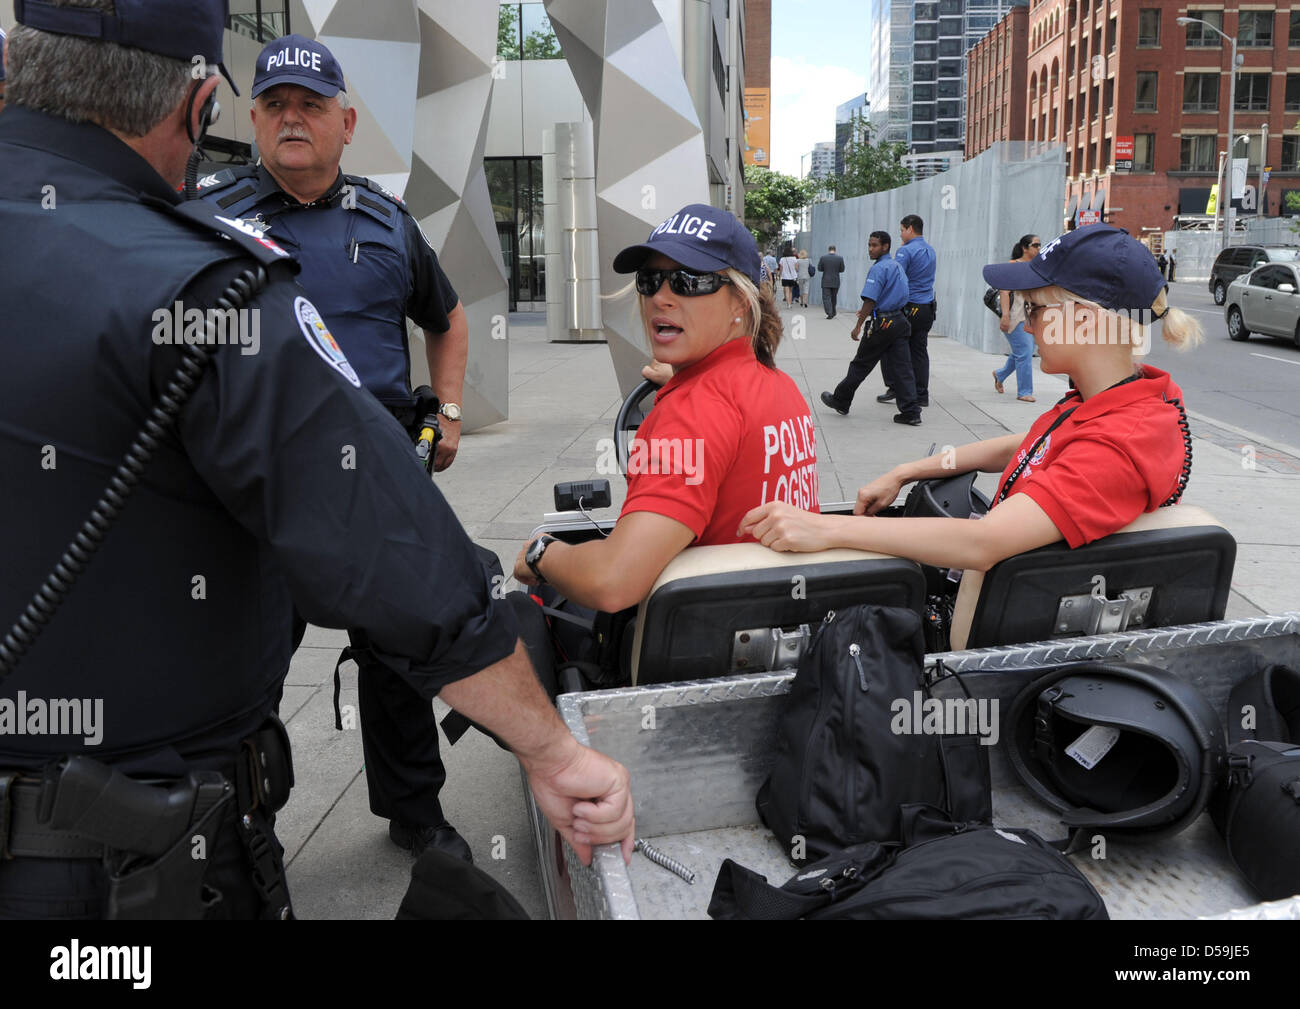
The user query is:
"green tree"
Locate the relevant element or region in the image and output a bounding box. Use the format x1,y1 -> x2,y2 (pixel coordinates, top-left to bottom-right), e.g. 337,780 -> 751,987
523,15 -> 562,59
498,4 -> 521,60
744,165 -> 816,247
830,125 -> 912,200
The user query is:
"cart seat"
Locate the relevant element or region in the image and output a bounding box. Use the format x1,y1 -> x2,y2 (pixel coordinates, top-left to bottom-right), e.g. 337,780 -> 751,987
629,543 -> 926,685
948,505 -> 1236,651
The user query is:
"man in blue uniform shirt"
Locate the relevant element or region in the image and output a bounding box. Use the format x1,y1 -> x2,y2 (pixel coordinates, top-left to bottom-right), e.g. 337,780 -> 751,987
820,231 -> 921,425
198,35 -> 476,863
878,214 -> 937,409
0,0 -> 633,919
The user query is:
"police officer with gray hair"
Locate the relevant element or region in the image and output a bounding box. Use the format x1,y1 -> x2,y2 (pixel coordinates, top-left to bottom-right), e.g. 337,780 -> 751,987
0,0 -> 634,920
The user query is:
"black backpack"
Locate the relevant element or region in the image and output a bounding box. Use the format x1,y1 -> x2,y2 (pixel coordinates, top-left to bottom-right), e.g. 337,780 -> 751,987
709,804 -> 1109,920
756,605 -> 990,865
1213,664 -> 1300,901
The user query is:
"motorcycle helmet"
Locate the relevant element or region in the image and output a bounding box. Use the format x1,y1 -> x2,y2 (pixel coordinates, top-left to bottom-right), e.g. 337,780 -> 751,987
1007,662 -> 1227,840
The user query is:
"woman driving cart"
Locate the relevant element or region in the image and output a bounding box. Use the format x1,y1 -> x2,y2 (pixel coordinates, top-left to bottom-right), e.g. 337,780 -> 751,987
740,225 -> 1202,570
514,204 -> 818,612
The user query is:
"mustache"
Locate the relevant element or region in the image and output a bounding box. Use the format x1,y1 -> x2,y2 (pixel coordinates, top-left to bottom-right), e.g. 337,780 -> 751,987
277,126 -> 310,142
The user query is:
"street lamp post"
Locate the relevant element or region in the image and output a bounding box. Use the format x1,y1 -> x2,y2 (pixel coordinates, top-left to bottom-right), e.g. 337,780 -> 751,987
1178,15 -> 1239,250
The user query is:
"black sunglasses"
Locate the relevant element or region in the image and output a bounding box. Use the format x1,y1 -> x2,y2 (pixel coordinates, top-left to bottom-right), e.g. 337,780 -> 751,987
635,268 -> 733,297
1029,241 -> 1042,248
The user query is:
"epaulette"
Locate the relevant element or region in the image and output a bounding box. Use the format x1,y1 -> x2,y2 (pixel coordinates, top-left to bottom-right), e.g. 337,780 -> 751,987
195,164 -> 262,211
343,174 -> 408,227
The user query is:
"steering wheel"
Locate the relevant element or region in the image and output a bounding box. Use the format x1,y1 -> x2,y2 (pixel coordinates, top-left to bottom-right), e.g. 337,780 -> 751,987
901,470 -> 992,520
614,378 -> 662,477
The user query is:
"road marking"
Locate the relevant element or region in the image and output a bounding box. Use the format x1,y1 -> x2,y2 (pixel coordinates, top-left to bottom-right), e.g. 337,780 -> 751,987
1181,307 -> 1224,316
1250,352 -> 1300,366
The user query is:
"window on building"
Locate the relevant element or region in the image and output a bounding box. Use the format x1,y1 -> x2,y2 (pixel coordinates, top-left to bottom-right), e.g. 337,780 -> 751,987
498,3 -> 563,61
1107,16 -> 1117,52
1238,11 -> 1274,49
1133,133 -> 1154,171
228,0 -> 290,43
913,124 -> 936,142
1290,12 -> 1300,47
1102,135 -> 1111,169
938,100 -> 961,120
914,84 -> 936,103
1184,10 -> 1223,48
939,0 -> 961,14
1065,97 -> 1074,129
915,43 -> 938,62
917,23 -> 938,42
1179,135 -> 1217,172
1245,134 -> 1265,172
939,16 -> 963,37
1282,135 -> 1300,171
1137,9 -> 1159,47
1135,71 -> 1157,111
1182,73 -> 1220,113
938,38 -> 963,58
915,2 -> 939,19
1104,78 -> 1114,117
937,121 -> 959,140
1067,45 -> 1075,77
938,78 -> 960,99
1287,75 -> 1300,111
1235,73 -> 1271,112
938,59 -> 963,79
1090,83 -> 1100,120
486,157 -> 546,308
915,63 -> 937,81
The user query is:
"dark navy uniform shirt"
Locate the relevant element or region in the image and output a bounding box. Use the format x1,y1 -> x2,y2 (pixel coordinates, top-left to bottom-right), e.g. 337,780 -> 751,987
895,235 -> 937,304
0,107 -> 515,775
197,164 -> 458,410
860,255 -> 911,313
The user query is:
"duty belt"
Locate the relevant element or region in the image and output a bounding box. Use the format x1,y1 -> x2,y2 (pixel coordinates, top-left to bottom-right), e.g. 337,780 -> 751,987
874,309 -> 906,320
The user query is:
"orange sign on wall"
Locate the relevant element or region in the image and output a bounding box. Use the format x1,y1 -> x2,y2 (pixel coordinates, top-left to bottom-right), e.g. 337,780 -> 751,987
744,87 -> 770,166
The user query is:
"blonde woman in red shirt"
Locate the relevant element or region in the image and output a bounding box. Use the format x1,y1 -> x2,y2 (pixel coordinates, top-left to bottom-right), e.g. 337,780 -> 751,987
515,204 -> 818,610
740,226 -> 1202,570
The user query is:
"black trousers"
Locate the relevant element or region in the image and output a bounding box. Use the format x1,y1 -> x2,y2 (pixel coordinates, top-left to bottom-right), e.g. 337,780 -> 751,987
357,650 -> 449,827
823,285 -> 839,318
884,301 -> 935,402
833,312 -> 918,415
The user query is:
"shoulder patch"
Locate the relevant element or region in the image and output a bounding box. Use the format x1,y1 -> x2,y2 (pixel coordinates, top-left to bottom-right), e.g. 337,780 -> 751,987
294,296 -> 361,388
215,215 -> 291,259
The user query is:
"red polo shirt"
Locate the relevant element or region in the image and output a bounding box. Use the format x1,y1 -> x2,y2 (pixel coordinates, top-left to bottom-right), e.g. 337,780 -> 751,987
620,338 -> 819,545
995,366 -> 1188,548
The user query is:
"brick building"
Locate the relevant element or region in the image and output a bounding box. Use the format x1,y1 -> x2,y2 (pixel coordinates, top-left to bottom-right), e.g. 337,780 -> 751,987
1027,0 -> 1300,235
966,4 -> 1030,156
743,0 -> 772,166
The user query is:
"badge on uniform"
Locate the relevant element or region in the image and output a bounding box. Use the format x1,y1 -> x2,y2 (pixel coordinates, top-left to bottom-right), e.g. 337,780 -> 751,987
294,297 -> 361,387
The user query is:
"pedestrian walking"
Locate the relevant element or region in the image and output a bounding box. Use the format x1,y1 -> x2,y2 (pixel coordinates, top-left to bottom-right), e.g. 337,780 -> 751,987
796,248 -> 812,307
816,244 -> 846,318
819,231 -> 921,425
1168,248 -> 1177,282
877,214 -> 936,409
779,247 -> 799,307
993,234 -> 1039,403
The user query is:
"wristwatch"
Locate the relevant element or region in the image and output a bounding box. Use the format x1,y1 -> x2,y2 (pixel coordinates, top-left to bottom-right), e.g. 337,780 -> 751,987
525,535 -> 557,584
438,402 -> 462,422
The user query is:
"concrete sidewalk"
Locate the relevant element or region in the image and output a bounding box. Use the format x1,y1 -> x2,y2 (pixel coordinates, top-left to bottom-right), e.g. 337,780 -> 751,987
280,302 -> 1300,919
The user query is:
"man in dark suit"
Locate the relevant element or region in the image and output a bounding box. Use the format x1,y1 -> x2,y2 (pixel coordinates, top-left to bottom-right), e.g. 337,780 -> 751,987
817,245 -> 846,318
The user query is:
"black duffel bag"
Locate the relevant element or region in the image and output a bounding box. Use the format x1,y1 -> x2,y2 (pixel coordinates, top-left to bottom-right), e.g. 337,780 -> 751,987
709,804 -> 1109,920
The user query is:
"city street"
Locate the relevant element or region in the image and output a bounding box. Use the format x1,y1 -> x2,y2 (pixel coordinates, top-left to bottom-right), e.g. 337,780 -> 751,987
1149,279 -> 1300,450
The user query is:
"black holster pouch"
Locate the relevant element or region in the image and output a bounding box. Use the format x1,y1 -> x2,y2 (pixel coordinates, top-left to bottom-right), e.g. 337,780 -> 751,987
392,385 -> 442,474
36,756 -> 235,919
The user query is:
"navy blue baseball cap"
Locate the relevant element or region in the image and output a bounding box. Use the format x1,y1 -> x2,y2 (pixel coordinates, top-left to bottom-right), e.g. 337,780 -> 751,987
14,0 -> 238,94
983,224 -> 1166,311
613,204 -> 761,286
252,34 -> 345,99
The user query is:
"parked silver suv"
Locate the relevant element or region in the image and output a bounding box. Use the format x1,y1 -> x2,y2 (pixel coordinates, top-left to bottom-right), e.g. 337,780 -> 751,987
1224,261 -> 1300,348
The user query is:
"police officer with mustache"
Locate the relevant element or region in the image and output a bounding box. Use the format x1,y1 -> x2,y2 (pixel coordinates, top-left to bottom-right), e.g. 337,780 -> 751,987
198,35 -> 478,863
